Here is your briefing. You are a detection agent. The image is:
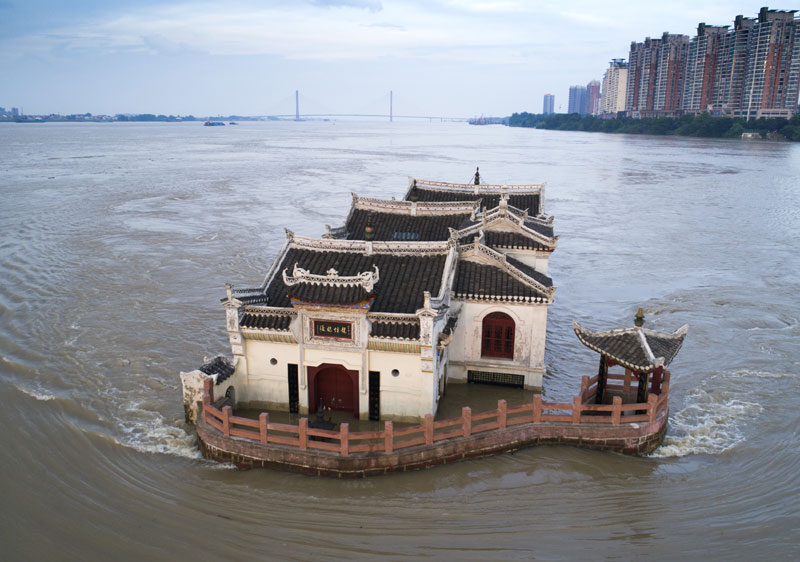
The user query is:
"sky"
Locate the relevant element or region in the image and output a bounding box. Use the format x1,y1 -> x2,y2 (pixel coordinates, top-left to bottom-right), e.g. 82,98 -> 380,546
0,1 -> 790,117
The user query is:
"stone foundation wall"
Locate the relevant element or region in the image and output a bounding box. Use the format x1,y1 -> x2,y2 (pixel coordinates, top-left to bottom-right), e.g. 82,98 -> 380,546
196,411 -> 668,478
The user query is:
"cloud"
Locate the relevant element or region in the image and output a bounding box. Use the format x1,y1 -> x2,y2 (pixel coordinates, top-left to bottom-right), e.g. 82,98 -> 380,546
311,0 -> 382,11
363,22 -> 405,30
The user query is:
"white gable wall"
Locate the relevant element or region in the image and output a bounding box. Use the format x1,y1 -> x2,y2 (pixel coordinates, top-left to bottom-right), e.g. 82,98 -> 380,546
447,300 -> 548,389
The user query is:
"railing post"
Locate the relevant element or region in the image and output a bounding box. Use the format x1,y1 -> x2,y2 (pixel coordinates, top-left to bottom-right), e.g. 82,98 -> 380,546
498,400 -> 507,430
612,396 -> 622,425
202,378 -> 213,424
259,412 -> 268,444
384,421 -> 393,453
647,393 -> 658,422
299,417 -> 308,450
203,377 -> 214,405
340,423 -> 349,455
572,395 -> 581,424
581,375 -> 589,394
533,394 -> 542,423
222,405 -> 232,436
424,414 -> 434,445
462,407 -> 472,437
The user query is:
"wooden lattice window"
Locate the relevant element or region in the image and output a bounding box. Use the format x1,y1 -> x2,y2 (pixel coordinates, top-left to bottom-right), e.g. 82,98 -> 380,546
481,312 -> 515,359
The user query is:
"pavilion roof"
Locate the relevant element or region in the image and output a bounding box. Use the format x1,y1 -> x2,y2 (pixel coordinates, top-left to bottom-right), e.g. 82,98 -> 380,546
573,321 -> 688,373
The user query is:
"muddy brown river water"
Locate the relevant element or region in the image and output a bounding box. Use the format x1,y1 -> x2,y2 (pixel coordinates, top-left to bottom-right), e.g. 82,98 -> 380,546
1,121 -> 798,560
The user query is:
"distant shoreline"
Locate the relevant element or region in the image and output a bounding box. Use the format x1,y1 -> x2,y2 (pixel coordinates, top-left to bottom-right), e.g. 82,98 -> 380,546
507,112 -> 800,142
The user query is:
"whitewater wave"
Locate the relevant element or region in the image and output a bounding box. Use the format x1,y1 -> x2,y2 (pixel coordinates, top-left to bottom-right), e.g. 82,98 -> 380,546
652,388 -> 763,458
15,384 -> 58,402
116,401 -> 204,460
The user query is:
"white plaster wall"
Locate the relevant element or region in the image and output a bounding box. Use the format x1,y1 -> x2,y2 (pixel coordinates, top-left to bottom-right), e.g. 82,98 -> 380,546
240,338 -> 300,408
448,300 -> 548,389
368,350 -> 431,421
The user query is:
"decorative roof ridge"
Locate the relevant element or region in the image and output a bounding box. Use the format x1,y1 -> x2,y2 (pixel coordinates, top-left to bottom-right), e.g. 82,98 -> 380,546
637,329 -> 656,364
288,233 -> 453,254
257,230 -> 295,293
283,263 -> 380,291
573,321 -> 688,340
353,195 -> 479,216
411,177 -> 544,192
458,212 -> 557,248
367,313 -> 419,323
242,306 -> 297,315
459,241 -> 555,301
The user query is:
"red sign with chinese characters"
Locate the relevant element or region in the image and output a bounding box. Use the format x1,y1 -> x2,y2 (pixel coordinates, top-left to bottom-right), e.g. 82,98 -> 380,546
313,320 -> 353,339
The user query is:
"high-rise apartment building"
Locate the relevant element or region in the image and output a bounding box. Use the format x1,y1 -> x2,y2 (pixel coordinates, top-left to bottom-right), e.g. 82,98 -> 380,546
683,24 -> 729,112
600,59 -> 629,115
621,7 -> 799,119
626,37 -> 660,114
654,34 -> 689,112
568,85 -> 588,114
586,80 -> 601,115
542,93 -> 555,115
714,15 -> 756,115
626,33 -> 688,117
742,7 -> 800,118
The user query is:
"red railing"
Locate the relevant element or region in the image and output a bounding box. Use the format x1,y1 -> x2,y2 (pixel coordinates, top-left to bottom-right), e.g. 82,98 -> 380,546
201,374 -> 670,457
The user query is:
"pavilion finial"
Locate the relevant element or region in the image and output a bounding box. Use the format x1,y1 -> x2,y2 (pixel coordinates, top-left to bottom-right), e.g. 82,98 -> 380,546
473,166 -> 480,185
634,307 -> 645,327
365,212 -> 374,241
409,180 -> 419,202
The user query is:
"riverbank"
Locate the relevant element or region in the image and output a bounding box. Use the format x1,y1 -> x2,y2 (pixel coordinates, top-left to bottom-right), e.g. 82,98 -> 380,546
508,112 -> 800,141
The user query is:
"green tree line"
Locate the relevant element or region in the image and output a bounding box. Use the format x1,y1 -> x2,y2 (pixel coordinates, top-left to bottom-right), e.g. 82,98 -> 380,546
508,112 -> 800,141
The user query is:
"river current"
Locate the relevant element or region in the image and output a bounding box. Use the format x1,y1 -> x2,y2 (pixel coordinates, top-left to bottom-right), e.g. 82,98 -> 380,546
1,121 -> 798,560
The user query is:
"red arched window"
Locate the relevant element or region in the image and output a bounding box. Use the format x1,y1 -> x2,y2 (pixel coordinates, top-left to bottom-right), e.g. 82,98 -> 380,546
481,312 -> 515,359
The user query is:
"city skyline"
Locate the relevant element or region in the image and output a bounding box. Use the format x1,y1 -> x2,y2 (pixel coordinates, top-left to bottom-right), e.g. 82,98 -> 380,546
0,1 -> 792,117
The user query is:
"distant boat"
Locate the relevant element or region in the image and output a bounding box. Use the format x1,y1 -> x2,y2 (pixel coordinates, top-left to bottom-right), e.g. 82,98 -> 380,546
204,121 -> 225,126
228,122 -> 238,125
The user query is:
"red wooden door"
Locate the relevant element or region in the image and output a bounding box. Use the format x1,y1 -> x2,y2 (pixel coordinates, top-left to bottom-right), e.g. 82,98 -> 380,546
316,367 -> 355,412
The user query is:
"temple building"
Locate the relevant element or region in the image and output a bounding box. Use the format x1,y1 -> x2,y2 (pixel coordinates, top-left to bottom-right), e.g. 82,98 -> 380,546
182,173 -> 558,423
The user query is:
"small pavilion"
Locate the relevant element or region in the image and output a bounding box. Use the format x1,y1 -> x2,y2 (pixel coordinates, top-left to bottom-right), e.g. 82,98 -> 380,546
573,309 -> 688,405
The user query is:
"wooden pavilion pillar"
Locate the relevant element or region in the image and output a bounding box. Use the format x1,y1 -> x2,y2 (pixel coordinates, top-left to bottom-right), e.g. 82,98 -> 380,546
650,366 -> 663,395
636,371 -> 649,404
595,355 -> 607,404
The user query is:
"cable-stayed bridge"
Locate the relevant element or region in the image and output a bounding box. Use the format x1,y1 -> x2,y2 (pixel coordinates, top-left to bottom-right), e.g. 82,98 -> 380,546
261,90 -> 470,122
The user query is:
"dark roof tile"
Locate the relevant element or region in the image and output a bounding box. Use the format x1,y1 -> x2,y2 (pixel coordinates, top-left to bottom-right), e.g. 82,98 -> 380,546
370,321 -> 420,340
345,208 -> 469,241
454,260 -> 548,301
265,248 -> 447,314
573,322 -> 688,373
240,313 -> 293,331
408,187 -> 540,215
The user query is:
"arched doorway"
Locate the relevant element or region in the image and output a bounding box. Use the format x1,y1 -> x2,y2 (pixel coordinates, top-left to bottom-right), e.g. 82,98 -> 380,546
308,364 -> 359,418
481,311 -> 515,359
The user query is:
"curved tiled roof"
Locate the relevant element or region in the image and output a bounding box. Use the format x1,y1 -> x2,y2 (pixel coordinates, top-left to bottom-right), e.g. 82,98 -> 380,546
344,209 -> 471,241
240,313 -> 292,331
264,247 -> 448,313
410,188 -> 540,216
573,321 -> 688,373
476,231 -> 550,251
199,356 -> 235,385
454,260 -> 550,302
370,321 -> 420,340
504,255 -> 553,287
